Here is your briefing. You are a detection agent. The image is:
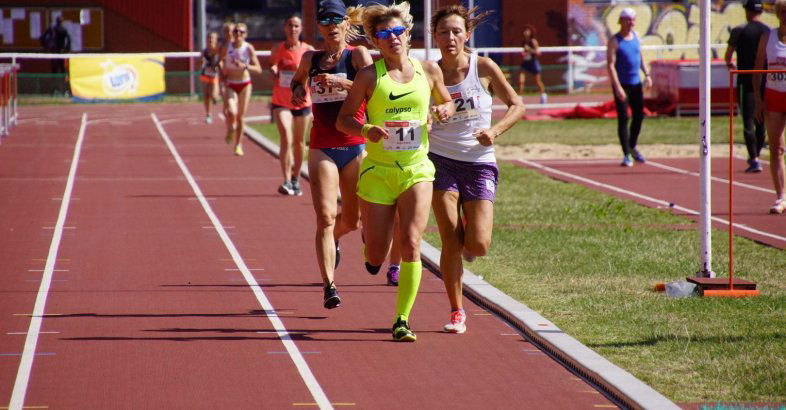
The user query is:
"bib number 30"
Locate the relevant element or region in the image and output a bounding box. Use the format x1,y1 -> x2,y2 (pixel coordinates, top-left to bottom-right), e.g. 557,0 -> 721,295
383,121 -> 422,151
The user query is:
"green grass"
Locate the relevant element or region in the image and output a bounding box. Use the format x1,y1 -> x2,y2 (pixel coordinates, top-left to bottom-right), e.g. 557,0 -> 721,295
423,162 -> 786,403
500,116 -> 744,146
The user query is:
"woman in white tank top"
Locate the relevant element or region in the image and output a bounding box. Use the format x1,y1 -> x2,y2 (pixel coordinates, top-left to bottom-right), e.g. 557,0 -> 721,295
754,0 -> 786,214
219,22 -> 261,156
427,5 -> 525,334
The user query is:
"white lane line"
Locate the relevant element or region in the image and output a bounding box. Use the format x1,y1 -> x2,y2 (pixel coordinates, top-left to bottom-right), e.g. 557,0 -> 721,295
646,160 -> 775,195
9,113 -> 88,410
151,113 -> 333,410
5,332 -> 59,335
517,159 -> 786,244
245,115 -> 271,122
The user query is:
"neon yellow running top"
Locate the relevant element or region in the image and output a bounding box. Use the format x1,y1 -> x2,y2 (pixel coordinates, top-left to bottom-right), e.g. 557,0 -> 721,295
365,57 -> 431,166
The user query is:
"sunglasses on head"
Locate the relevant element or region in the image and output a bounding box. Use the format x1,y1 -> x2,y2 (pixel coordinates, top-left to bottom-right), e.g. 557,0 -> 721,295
318,16 -> 345,26
374,26 -> 406,39
233,29 -> 246,34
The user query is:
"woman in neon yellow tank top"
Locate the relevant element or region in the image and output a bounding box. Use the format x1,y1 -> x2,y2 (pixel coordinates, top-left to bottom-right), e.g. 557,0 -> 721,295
337,1 -> 455,342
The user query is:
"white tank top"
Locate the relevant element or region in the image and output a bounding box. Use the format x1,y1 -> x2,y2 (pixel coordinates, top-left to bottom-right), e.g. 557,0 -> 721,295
429,53 -> 495,163
225,42 -> 251,70
765,28 -> 786,93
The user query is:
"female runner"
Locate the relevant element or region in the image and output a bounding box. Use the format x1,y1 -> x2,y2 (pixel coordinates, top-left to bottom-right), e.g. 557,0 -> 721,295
336,1 -> 454,341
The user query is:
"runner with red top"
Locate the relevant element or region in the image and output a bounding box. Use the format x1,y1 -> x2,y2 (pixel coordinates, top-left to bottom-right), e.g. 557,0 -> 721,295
270,14 -> 314,196
290,0 -> 373,308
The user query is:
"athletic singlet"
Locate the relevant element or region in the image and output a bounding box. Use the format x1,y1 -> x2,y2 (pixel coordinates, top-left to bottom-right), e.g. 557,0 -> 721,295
308,48 -> 365,149
201,48 -> 219,77
615,32 -> 641,86
765,28 -> 786,93
366,57 -> 431,166
430,53 -> 494,163
271,41 -> 311,109
224,41 -> 251,83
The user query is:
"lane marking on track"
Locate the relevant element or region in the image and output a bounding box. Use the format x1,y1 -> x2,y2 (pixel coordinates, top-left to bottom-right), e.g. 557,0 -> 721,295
12,314 -> 62,317
51,198 -> 79,201
24,280 -> 66,283
8,113 -> 88,410
646,160 -> 776,195
6,332 -> 59,335
151,113 -> 334,410
293,403 -> 355,407
0,406 -> 48,409
1,353 -> 55,357
268,351 -> 320,355
517,159 -> 786,244
203,226 -> 235,229
27,269 -> 68,272
42,227 -> 74,230
225,268 -> 264,271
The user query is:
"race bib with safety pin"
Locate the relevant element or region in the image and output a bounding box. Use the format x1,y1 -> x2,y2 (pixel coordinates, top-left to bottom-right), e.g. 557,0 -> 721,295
448,89 -> 481,123
278,70 -> 295,88
310,73 -> 348,103
383,120 -> 422,151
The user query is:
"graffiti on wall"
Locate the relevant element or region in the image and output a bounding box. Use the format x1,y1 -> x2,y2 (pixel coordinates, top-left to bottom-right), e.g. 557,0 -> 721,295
566,1 -> 779,89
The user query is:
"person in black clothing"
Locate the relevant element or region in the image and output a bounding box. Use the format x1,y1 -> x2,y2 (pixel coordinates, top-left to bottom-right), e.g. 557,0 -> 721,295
725,0 -> 769,173
40,17 -> 72,94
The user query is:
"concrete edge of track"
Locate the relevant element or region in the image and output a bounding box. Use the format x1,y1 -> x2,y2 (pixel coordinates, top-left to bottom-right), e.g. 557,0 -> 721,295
243,124 -> 679,410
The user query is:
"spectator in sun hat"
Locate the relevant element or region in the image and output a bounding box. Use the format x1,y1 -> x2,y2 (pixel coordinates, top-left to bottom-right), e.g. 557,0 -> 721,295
725,0 -> 769,173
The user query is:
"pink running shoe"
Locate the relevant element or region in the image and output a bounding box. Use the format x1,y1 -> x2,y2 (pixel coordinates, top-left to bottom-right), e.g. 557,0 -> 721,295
443,309 -> 467,334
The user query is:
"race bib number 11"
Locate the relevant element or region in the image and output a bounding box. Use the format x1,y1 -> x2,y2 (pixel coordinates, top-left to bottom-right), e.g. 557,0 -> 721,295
383,120 -> 422,151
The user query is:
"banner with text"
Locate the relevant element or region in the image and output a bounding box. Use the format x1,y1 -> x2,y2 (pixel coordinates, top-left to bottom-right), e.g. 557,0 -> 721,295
69,54 -> 164,102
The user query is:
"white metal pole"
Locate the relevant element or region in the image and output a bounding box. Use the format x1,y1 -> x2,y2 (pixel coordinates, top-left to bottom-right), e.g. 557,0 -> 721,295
424,0 -> 432,60
697,0 -> 714,278
469,0 -> 475,49
197,0 -> 206,52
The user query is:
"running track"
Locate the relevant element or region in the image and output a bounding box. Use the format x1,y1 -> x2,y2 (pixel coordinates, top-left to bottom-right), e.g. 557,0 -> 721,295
516,157 -> 786,250
1,104 -> 623,409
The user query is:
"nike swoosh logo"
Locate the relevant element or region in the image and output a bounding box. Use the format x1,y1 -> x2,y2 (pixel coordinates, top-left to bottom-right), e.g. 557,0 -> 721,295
389,90 -> 415,100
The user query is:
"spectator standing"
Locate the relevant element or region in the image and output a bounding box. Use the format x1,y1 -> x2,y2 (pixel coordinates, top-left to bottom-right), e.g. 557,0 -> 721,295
725,0 -> 769,173
518,25 -> 547,104
606,7 -> 652,167
40,17 -> 71,95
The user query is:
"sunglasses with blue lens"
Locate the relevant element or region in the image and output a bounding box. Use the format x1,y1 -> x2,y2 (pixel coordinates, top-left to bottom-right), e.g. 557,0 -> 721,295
318,16 -> 345,26
374,26 -> 406,39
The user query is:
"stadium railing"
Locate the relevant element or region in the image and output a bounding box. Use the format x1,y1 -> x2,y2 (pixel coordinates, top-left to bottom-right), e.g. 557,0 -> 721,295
0,43 -> 725,98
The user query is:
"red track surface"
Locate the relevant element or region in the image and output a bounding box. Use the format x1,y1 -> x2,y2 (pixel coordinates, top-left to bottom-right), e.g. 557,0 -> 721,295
515,157 -> 786,249
1,104 -> 617,408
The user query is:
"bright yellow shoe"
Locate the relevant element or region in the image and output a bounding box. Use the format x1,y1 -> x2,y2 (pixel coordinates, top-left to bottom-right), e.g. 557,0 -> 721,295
234,145 -> 244,156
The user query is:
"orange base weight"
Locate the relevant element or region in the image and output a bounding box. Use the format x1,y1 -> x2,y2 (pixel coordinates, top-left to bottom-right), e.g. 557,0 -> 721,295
702,289 -> 760,298
686,277 -> 759,298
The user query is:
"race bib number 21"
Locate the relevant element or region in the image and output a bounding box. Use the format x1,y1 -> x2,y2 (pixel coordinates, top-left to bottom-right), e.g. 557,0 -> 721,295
383,120 -> 422,151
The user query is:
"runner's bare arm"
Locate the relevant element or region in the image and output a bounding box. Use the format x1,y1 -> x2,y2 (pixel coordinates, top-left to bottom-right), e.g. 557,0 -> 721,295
269,45 -> 279,77
753,32 -> 769,122
476,56 -> 525,146
423,60 -> 455,124
245,44 -> 263,75
336,65 -> 387,141
290,50 -> 313,106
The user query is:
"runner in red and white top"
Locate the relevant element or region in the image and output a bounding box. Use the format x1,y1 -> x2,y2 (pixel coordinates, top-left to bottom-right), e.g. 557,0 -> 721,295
270,14 -> 314,196
218,22 -> 261,157
754,0 -> 786,214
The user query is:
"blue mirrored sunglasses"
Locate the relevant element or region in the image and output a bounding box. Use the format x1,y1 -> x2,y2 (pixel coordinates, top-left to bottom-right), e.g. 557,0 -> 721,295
318,16 -> 345,26
374,26 -> 406,39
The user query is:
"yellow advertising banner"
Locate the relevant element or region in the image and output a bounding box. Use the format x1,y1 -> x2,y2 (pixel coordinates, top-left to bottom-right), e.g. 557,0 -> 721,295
69,55 -> 165,102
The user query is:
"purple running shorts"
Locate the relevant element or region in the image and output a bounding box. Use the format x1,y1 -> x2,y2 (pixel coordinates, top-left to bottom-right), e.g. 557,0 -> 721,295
429,152 -> 498,202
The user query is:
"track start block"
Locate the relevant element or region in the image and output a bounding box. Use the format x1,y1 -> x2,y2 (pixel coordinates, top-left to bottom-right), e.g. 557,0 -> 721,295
686,277 -> 759,297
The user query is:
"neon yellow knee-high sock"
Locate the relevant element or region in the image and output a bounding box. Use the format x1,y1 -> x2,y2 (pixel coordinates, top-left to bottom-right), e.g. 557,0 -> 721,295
395,260 -> 422,322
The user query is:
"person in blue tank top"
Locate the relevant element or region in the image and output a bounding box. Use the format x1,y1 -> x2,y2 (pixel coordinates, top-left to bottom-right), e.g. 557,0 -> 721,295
606,7 -> 652,167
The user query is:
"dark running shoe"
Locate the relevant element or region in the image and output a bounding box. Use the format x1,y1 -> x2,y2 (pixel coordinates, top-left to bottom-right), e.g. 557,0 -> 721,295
334,240 -> 340,269
323,282 -> 341,309
632,149 -> 646,163
386,265 -> 399,286
365,261 -> 381,275
392,317 -> 416,342
745,159 -> 763,173
291,178 -> 303,196
278,180 -> 295,196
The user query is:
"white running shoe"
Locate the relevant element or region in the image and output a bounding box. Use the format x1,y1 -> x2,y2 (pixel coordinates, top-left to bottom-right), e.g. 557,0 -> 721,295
540,93 -> 548,104
205,115 -> 213,124
770,198 -> 786,214
443,309 -> 467,334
